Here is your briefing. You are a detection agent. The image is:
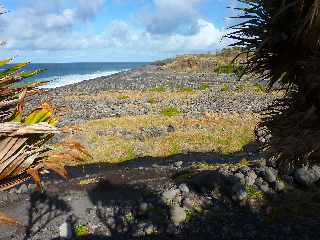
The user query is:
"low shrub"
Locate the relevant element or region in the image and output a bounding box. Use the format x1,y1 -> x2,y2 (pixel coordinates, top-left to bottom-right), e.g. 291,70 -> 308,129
150,86 -> 167,92
161,107 -> 180,117
198,84 -> 210,91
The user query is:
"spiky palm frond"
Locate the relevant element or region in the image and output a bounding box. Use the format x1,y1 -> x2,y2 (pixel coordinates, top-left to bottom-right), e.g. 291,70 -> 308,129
228,0 -> 320,171
0,58 -> 89,224
227,0 -> 320,90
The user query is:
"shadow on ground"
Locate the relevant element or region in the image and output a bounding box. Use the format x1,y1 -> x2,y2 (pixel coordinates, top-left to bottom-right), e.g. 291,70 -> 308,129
17,142 -> 320,239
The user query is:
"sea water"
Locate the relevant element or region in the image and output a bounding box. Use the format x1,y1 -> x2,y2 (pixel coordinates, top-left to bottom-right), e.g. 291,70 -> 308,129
10,62 -> 149,88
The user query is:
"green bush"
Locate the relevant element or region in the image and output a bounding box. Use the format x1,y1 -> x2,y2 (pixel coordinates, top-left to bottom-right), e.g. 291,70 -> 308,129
198,84 -> 210,91
74,224 -> 89,237
245,185 -> 264,200
180,86 -> 193,93
150,86 -> 167,92
161,107 -> 180,117
220,84 -> 230,92
214,64 -> 234,74
118,95 -> 130,100
147,97 -> 157,104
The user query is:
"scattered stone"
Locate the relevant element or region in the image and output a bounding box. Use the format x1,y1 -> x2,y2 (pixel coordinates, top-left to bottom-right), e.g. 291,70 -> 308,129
234,172 -> 245,185
59,221 -> 73,239
275,181 -> 285,192
259,184 -> 270,194
174,161 -> 183,168
245,171 -> 257,186
179,184 -> 190,194
263,168 -> 277,183
170,205 -> 186,226
162,189 -> 180,203
167,125 -> 175,133
294,167 -> 320,187
254,177 -> 264,186
183,198 -> 194,209
145,224 -> 157,235
139,202 -> 149,214
231,183 -> 247,201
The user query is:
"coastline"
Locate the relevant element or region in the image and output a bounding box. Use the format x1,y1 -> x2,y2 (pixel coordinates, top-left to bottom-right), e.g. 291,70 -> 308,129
27,62 -> 279,126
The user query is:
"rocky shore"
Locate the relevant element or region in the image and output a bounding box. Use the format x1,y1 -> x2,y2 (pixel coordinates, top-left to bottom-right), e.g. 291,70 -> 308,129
1,63 -> 320,239
26,65 -> 279,126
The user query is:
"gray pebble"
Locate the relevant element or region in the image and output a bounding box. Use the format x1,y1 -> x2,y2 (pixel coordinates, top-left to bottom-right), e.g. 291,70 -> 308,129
179,184 -> 190,194
170,205 -> 186,226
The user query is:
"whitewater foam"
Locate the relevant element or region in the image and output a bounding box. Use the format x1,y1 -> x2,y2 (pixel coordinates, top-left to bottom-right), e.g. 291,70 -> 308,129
43,70 -> 122,88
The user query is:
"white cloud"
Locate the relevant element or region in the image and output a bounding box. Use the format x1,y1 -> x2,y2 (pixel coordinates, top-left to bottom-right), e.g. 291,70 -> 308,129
102,18 -> 224,53
0,0 -> 228,61
142,0 -> 203,35
76,0 -> 105,20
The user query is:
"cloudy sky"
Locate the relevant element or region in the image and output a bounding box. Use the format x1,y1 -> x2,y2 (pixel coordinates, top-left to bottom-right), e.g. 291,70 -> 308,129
0,0 -> 238,63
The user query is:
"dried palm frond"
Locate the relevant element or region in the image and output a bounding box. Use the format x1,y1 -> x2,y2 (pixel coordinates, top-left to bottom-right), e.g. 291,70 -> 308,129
0,58 -> 90,224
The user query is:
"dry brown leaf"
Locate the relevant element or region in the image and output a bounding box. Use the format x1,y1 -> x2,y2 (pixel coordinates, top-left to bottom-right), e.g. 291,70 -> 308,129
0,212 -> 21,225
61,140 -> 92,158
26,168 -> 43,192
43,161 -> 69,180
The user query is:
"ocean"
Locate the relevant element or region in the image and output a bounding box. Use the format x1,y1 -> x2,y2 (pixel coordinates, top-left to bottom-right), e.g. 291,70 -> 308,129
15,62 -> 149,88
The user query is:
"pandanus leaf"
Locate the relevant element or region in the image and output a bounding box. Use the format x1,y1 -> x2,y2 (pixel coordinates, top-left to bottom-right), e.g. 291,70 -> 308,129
43,160 -> 69,180
0,212 -> 21,225
0,58 -> 13,68
0,62 -> 29,81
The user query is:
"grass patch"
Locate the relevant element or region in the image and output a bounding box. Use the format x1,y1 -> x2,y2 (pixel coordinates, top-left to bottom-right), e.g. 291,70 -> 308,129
214,64 -> 234,74
79,177 -> 100,185
220,84 -> 230,92
150,86 -> 167,92
246,185 -> 264,200
74,224 -> 89,237
198,84 -> 210,91
161,107 -> 181,117
147,97 -> 157,104
118,95 -> 130,100
214,63 -> 246,79
239,158 -> 250,166
70,113 -> 260,164
169,143 -> 181,155
180,86 -> 193,93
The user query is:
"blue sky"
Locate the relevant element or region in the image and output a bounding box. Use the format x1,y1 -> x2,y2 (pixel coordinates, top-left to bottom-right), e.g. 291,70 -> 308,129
0,0 -> 238,63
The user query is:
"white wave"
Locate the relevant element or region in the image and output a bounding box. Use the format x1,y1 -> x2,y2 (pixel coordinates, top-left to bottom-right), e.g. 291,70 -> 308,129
42,70 -> 124,89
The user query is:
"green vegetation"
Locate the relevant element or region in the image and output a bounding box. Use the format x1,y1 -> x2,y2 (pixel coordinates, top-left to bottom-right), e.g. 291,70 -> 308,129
239,158 -> 250,166
150,86 -> 167,92
198,84 -> 210,91
237,83 -> 267,93
214,64 -> 246,79
147,97 -> 157,104
185,209 -> 193,222
245,185 -> 264,200
124,212 -> 135,224
74,224 -> 89,237
220,84 -> 230,92
214,64 -> 233,74
78,113 -> 259,164
118,95 -> 130,100
180,86 -> 193,93
169,143 -> 181,155
161,107 -> 181,117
